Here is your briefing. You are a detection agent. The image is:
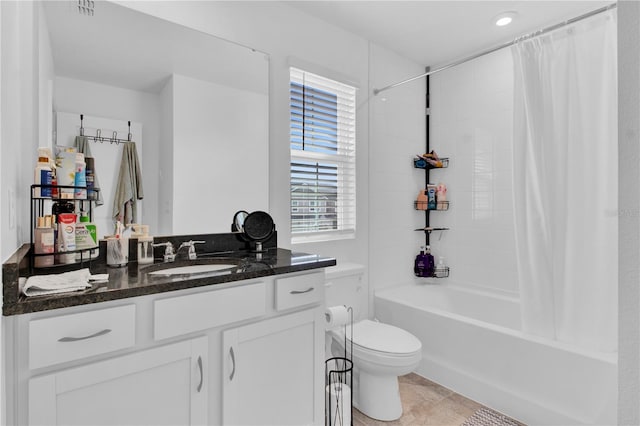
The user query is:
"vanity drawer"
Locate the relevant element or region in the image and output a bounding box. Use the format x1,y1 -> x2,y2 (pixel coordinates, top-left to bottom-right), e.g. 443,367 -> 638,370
29,304 -> 136,370
275,272 -> 324,311
154,281 -> 266,340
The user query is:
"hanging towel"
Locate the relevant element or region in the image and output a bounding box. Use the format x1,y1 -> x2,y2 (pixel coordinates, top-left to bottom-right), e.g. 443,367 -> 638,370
74,135 -> 104,206
113,142 -> 144,224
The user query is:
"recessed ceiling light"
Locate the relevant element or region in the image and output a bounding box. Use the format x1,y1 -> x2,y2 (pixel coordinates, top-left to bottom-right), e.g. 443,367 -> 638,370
494,11 -> 517,27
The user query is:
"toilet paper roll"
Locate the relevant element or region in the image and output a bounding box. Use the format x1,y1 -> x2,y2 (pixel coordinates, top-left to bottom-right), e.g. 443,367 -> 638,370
325,305 -> 350,327
326,383 -> 351,426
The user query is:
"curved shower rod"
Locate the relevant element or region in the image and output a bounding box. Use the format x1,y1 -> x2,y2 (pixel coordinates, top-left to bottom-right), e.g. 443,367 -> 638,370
373,2 -> 617,96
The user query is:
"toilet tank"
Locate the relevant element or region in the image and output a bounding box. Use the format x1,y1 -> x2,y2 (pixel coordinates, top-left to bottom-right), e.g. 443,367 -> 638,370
325,263 -> 367,321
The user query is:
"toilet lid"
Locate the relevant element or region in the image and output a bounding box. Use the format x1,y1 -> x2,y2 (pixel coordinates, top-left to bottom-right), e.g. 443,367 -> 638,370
348,320 -> 421,354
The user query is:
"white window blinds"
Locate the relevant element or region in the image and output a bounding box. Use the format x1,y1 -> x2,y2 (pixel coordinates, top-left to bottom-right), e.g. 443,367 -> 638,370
290,67 -> 356,240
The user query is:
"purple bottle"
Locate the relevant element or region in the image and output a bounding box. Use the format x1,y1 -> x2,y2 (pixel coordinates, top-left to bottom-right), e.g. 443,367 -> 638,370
414,245 -> 435,277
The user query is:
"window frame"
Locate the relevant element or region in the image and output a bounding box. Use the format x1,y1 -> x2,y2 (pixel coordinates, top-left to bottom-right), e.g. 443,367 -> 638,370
289,67 -> 356,244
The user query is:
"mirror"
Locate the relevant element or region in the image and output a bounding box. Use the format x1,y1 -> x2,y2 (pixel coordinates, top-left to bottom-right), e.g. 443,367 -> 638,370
232,210 -> 249,233
40,1 -> 269,239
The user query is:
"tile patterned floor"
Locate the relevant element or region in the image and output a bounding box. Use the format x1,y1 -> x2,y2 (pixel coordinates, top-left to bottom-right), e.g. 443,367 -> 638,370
352,373 -> 523,426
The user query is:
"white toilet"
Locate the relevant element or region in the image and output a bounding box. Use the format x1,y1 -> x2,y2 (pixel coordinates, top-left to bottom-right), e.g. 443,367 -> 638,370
325,264 -> 422,421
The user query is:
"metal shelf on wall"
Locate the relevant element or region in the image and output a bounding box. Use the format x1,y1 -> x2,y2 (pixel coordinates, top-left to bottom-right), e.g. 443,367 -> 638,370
413,156 -> 449,170
414,200 -> 450,211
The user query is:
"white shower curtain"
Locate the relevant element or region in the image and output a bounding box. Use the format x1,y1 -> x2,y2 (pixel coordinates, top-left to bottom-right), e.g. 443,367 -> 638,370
512,10 -> 617,352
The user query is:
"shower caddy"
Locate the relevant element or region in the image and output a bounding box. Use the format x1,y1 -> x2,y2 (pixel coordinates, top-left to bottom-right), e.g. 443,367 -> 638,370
413,74 -> 449,278
29,184 -> 99,270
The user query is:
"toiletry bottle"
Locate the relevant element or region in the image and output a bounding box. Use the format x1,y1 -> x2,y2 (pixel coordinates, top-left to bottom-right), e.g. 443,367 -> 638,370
34,156 -> 53,198
34,216 -> 55,267
85,156 -> 96,200
423,245 -> 435,277
55,147 -> 77,198
57,213 -> 77,264
137,226 -> 154,264
416,190 -> 428,210
414,246 -> 429,277
51,167 -> 58,199
75,213 -> 98,260
436,183 -> 447,210
434,256 -> 448,278
427,185 -> 437,210
75,153 -> 87,199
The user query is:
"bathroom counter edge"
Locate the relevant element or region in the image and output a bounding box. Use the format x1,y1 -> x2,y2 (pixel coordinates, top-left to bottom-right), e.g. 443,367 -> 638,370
2,245 -> 336,316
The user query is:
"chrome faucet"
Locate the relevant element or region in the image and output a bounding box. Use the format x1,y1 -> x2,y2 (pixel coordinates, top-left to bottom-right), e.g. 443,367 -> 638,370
177,240 -> 206,260
152,242 -> 176,263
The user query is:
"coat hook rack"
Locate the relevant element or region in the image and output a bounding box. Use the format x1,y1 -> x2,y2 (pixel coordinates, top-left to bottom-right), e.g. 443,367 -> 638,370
79,114 -> 133,145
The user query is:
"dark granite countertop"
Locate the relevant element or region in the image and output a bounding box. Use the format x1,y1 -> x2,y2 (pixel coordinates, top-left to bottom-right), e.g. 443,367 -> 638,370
3,244 -> 336,316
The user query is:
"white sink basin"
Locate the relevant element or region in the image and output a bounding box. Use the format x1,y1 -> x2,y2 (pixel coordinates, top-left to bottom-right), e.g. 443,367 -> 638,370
148,264 -> 238,277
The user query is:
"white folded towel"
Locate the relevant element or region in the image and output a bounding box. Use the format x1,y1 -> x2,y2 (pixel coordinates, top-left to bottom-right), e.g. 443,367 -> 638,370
23,268 -> 94,297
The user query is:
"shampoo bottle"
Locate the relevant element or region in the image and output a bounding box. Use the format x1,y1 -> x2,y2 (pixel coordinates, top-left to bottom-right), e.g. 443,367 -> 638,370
414,246 -> 426,277
423,245 -> 435,277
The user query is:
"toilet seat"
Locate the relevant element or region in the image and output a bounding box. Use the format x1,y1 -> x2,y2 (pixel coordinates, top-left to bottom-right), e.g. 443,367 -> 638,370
331,319 -> 422,359
350,320 -> 421,355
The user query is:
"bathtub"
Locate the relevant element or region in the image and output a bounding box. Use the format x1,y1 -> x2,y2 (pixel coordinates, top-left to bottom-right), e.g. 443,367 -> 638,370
374,283 -> 617,425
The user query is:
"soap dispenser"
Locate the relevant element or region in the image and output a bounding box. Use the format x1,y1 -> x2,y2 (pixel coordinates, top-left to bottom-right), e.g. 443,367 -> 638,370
136,226 -> 154,264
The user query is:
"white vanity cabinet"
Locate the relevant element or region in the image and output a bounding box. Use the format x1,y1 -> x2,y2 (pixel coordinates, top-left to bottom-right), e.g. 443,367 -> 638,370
222,309 -> 324,425
7,269 -> 327,426
221,271 -> 325,425
29,337 -> 208,426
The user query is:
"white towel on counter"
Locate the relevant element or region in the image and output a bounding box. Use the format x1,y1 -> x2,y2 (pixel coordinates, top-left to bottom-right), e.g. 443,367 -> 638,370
22,269 -> 106,297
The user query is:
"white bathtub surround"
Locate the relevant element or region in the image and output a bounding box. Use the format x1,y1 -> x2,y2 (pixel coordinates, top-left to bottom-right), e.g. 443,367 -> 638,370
512,10 -> 618,353
375,284 -> 617,425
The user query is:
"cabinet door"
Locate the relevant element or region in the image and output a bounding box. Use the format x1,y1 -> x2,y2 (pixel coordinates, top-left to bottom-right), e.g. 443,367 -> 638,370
28,337 -> 208,426
222,309 -> 324,426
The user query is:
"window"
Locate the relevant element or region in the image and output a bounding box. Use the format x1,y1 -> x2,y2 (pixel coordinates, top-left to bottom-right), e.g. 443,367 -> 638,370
290,67 -> 356,241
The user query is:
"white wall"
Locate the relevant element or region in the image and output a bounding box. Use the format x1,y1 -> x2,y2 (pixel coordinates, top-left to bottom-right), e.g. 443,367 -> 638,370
158,77 -> 174,235
1,3 -> 44,423
171,74 -> 269,234
430,48 -> 516,296
1,1 -> 41,261
53,76 -> 160,234
368,43 -> 425,295
368,45 -> 515,300
617,1 -> 640,423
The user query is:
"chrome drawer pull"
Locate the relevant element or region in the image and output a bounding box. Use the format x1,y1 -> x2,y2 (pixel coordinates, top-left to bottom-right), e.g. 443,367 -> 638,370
197,356 -> 204,393
58,328 -> 112,342
290,287 -> 314,295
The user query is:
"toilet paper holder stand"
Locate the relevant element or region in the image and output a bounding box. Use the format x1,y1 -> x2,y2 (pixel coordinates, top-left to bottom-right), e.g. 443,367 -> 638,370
325,306 -> 353,426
